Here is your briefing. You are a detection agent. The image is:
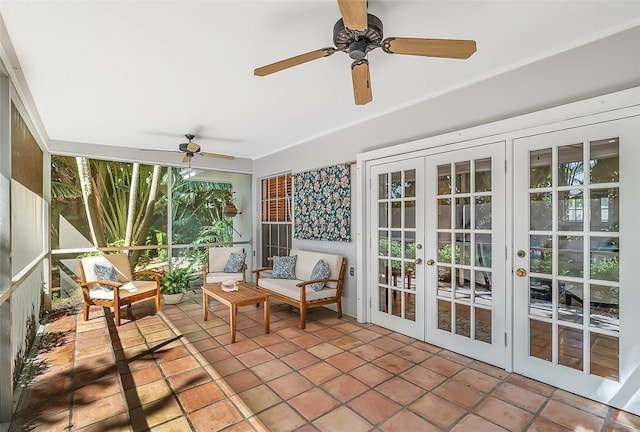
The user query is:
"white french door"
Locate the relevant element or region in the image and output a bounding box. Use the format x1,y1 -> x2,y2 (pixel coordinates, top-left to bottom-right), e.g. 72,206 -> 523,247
370,158 -> 425,339
368,143 -> 507,365
424,142 -> 506,366
513,116 -> 640,412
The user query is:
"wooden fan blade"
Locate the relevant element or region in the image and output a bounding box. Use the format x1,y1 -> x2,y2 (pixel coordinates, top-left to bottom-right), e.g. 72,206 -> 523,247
186,142 -> 200,153
254,48 -> 335,76
351,59 -> 372,105
182,154 -> 192,163
201,152 -> 235,161
337,0 -> 368,31
382,37 -> 477,59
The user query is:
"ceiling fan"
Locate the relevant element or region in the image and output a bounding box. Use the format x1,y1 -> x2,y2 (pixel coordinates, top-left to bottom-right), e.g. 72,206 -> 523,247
176,134 -> 235,163
254,0 -> 477,105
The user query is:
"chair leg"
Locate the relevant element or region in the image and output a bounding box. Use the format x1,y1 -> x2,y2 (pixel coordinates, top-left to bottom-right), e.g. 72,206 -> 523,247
114,306 -> 121,326
83,303 -> 89,321
336,299 -> 343,319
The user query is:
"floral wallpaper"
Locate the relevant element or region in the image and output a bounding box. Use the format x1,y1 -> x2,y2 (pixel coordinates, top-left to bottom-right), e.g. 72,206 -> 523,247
294,163 -> 351,242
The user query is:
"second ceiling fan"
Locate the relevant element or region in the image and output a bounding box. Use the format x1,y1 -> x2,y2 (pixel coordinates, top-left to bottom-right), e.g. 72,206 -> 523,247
254,0 -> 477,105
177,134 -> 234,164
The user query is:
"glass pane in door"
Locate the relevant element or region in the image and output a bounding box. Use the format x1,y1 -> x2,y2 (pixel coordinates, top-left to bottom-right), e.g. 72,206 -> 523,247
526,139 -> 620,379
435,158 -> 494,344
377,169 -> 417,322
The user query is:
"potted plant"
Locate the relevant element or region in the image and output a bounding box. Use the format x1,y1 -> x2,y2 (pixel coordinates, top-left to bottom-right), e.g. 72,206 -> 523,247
160,265 -> 198,305
218,188 -> 239,218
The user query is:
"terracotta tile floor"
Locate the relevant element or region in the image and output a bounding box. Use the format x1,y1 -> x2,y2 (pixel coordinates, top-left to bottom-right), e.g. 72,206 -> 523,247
9,289 -> 640,432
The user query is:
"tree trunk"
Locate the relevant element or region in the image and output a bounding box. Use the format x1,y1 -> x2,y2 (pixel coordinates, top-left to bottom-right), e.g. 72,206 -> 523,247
76,157 -> 106,247
124,163 -> 139,247
130,165 -> 161,267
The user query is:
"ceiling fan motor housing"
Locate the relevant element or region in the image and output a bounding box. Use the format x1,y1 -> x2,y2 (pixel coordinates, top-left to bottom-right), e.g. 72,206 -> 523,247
333,13 -> 383,60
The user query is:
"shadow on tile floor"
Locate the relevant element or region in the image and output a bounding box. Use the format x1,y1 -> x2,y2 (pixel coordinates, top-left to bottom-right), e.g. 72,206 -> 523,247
8,289 -> 640,431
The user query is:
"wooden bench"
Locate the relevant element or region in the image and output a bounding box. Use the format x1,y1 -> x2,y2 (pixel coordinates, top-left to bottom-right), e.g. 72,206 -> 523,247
252,249 -> 347,329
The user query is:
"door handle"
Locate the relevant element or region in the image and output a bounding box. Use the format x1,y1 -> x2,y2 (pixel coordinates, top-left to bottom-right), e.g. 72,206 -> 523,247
426,259 -> 435,266
415,258 -> 423,265
515,268 -> 527,277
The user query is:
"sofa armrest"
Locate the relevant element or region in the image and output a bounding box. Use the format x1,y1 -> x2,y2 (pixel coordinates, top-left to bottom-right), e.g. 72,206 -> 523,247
201,264 -> 208,283
252,267 -> 273,273
296,278 -> 340,302
295,278 -> 339,288
252,267 -> 273,285
241,263 -> 248,282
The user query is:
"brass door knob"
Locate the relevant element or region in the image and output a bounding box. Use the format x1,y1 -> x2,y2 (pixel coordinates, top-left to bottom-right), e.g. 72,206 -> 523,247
515,268 -> 527,277
426,259 -> 435,266
415,258 -> 423,265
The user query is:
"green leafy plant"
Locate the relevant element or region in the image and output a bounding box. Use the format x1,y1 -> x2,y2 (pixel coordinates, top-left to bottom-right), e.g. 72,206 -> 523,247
160,265 -> 198,295
591,256 -> 619,281
378,239 -> 417,269
437,244 -> 460,263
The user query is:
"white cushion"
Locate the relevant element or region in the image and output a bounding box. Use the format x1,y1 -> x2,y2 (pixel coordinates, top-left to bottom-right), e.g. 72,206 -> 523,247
289,249 -> 343,288
258,278 -> 338,302
208,247 -> 244,272
205,272 -> 244,284
88,280 -> 154,300
81,253 -> 133,289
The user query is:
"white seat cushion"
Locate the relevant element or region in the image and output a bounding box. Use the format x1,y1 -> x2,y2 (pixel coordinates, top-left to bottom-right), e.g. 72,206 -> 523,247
258,278 -> 338,302
88,280 -> 156,300
205,272 -> 244,284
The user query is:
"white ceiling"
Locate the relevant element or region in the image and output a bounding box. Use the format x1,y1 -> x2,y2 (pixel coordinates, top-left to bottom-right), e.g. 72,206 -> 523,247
0,1 -> 639,166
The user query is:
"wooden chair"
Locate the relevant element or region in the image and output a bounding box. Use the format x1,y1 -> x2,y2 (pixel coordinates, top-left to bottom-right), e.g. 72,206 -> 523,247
77,253 -> 161,326
201,247 -> 247,286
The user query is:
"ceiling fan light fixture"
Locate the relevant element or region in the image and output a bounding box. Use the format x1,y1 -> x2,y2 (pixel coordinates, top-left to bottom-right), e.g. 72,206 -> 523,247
348,39 -> 368,60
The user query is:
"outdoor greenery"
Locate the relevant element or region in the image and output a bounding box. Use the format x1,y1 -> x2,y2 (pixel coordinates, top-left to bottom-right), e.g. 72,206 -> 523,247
50,156 -> 239,295
591,256 -> 619,281
379,239 -> 416,269
379,239 -> 466,268
51,157 -> 234,266
437,243 -> 461,264
160,264 -> 199,295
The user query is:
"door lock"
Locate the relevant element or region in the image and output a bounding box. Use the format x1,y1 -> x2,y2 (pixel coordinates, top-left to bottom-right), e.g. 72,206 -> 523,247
515,268 -> 527,277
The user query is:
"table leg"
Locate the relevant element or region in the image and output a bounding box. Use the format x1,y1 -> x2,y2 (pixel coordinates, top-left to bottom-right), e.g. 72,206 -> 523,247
203,290 -> 208,321
263,296 -> 270,334
230,305 -> 237,343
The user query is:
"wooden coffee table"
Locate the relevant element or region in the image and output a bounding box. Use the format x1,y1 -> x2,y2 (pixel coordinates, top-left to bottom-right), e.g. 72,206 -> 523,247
202,282 -> 270,343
